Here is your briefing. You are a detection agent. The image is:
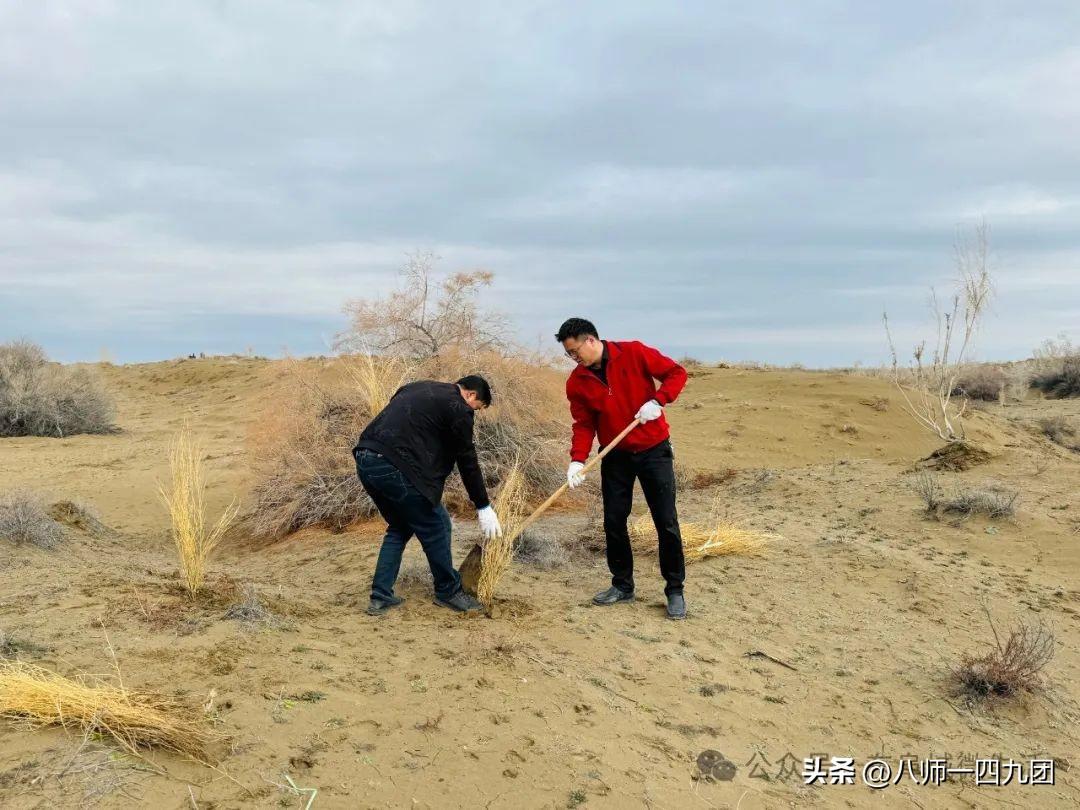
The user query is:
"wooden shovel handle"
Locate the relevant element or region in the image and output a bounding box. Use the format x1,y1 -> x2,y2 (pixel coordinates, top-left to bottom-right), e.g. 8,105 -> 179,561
514,419 -> 640,536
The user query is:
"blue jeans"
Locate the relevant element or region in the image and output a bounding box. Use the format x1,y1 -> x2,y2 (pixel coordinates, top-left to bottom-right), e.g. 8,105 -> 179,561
355,449 -> 462,602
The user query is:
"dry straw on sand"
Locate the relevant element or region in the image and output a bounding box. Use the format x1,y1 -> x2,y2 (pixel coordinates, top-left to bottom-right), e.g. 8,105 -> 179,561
159,426 -> 240,598
0,660 -> 216,759
631,501 -> 772,560
476,459 -> 530,608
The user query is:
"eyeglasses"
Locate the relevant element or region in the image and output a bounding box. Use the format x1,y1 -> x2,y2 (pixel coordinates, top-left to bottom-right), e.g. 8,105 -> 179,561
564,337 -> 592,360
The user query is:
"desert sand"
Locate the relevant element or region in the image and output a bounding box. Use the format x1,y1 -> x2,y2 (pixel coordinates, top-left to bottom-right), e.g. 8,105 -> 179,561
2,358 -> 1078,808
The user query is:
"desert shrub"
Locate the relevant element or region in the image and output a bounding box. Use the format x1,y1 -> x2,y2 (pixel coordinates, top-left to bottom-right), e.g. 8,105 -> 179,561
952,364 -> 1005,402
954,618 -> 1054,699
160,427 -> 239,597
336,251 -> 508,358
883,223 -> 993,442
1038,416 -> 1079,451
0,340 -> 116,437
911,473 -> 942,512
913,475 -> 1017,519
222,583 -> 283,628
396,556 -> 434,587
944,487 -> 1018,519
245,349 -> 566,539
513,527 -> 570,569
0,491 -> 64,549
1031,356 -> 1080,399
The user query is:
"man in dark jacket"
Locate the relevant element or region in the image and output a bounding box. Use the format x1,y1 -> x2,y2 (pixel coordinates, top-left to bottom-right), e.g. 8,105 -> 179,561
353,375 -> 502,615
556,318 -> 690,619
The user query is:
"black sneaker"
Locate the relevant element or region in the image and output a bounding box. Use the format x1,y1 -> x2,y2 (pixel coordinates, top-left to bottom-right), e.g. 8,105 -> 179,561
366,595 -> 404,616
592,586 -> 635,605
666,592 -> 687,620
433,590 -> 483,613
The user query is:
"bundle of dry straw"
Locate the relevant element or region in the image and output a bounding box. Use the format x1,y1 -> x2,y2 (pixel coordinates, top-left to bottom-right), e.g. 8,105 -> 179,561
630,505 -> 772,561
475,459 -> 530,609
0,660 -> 216,759
160,425 -> 240,597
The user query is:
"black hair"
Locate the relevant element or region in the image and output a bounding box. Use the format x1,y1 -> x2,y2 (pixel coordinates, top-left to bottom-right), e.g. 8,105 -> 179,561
555,317 -> 599,343
456,375 -> 493,406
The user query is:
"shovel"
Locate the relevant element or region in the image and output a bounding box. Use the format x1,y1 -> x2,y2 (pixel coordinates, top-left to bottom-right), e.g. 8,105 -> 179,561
459,418 -> 641,595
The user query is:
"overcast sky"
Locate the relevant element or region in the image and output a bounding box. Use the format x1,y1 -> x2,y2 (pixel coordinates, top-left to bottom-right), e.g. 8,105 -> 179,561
2,1 -> 1078,366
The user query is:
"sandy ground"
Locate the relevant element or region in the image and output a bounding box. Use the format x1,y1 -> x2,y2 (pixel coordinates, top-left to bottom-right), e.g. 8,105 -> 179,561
2,358 -> 1079,809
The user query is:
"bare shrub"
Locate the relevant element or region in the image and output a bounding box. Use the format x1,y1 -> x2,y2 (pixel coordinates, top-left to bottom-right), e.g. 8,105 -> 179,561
244,361 -> 377,539
0,340 -> 116,437
943,487 -> 1018,519
396,556 -> 433,587
954,615 -> 1054,699
245,348 -> 566,539
952,364 -> 1005,402
1032,356 -> 1080,399
917,478 -> 1017,520
1038,416 -> 1079,451
0,491 -> 64,549
222,583 -> 283,628
883,222 -> 993,443
336,251 -> 508,359
911,473 -> 941,512
513,527 -> 570,569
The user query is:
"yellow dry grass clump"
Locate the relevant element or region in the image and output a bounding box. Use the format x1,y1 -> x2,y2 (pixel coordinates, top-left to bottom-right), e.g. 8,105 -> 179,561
0,660 -> 216,759
345,352 -> 411,417
160,425 -> 239,598
476,458 -> 530,608
630,500 -> 772,560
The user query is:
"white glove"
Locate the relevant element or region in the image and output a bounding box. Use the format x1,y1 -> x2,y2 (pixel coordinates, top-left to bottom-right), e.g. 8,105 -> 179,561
635,399 -> 663,422
477,506 -> 502,543
566,461 -> 586,489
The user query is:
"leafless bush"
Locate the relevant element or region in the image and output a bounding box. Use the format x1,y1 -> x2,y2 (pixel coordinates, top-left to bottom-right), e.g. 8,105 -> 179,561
943,487 -> 1018,519
1032,356 -> 1080,399
1038,416 -> 1079,451
245,347 -> 566,539
0,491 -> 64,549
954,614 -> 1054,699
513,527 -> 570,569
883,223 -> 993,443
336,251 -> 508,359
911,472 -> 942,512
222,583 -> 283,628
912,474 -> 1017,519
0,340 -> 116,437
952,364 -> 1006,402
396,556 -> 433,587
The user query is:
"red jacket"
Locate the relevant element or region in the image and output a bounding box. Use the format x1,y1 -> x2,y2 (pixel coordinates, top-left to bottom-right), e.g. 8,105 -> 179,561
566,340 -> 687,462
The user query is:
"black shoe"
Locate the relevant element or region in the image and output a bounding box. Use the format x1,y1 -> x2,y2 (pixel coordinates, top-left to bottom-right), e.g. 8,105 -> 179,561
433,590 -> 483,613
666,592 -> 686,620
366,595 -> 404,616
592,586 -> 635,605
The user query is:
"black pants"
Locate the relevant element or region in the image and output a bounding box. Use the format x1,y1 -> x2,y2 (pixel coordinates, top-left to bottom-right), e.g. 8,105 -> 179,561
601,438 -> 684,596
355,449 -> 461,602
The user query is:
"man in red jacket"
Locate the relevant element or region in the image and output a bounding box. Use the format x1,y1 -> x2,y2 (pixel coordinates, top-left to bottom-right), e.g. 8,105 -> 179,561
556,317 -> 689,619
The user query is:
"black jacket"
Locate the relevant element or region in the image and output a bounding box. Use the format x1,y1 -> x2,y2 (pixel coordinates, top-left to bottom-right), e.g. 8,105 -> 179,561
353,380 -> 490,510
